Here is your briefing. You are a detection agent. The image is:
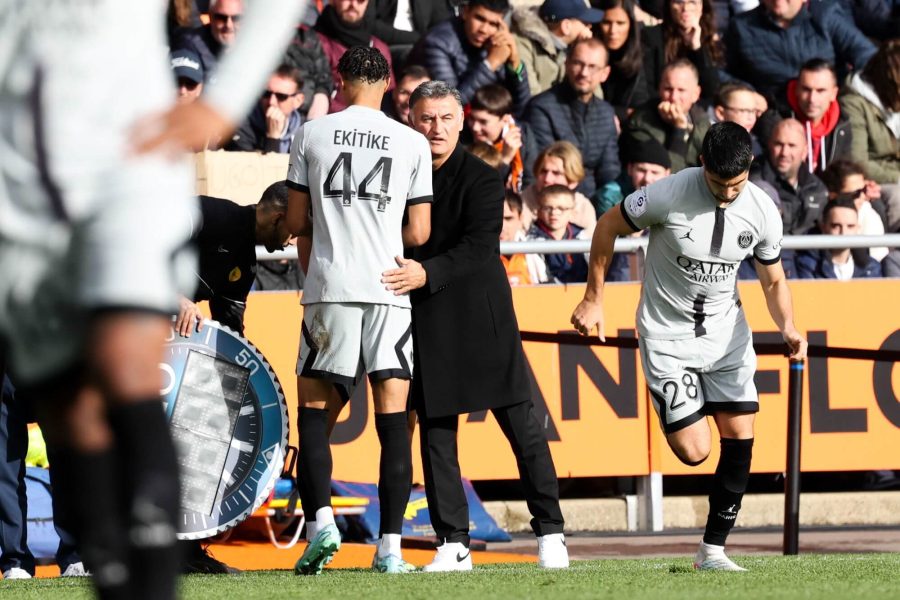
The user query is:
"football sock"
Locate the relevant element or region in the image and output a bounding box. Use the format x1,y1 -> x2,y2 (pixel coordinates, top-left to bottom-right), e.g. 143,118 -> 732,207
315,506 -> 336,529
108,401 -> 181,600
297,407 -> 333,516
295,413 -> 317,541
52,447 -> 130,600
375,411 -> 411,536
703,437 -> 753,546
378,534 -> 402,559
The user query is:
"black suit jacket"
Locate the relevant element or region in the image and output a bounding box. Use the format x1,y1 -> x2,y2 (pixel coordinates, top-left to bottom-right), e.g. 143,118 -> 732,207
410,146 -> 531,418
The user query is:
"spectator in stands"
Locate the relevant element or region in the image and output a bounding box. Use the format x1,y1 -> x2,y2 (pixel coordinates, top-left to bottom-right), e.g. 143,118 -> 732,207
170,49 -> 204,105
594,137 -> 671,216
623,59 -> 710,173
521,141 -> 598,233
840,40 -> 900,234
641,0 -> 722,105
315,0 -> 394,113
368,0 -> 453,64
712,82 -> 765,158
752,118 -> 828,235
842,0 -> 900,41
819,159 -> 888,261
284,25 -> 335,121
408,0 -> 531,115
596,0 -> 651,123
725,0 -> 876,112
526,185 -> 590,283
511,0 -> 603,95
501,192 -> 549,285
466,84 -> 537,192
226,65 -> 304,153
468,140 -> 505,169
172,0 -> 242,76
384,64 -> 431,125
795,198 -> 882,279
524,38 -> 619,198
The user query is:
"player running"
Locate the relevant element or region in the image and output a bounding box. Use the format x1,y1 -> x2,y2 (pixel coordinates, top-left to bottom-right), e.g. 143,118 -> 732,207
571,122 -> 807,571
285,46 -> 432,575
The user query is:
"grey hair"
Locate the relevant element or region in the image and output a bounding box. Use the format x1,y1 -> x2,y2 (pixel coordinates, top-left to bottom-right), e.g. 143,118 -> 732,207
408,80 -> 463,111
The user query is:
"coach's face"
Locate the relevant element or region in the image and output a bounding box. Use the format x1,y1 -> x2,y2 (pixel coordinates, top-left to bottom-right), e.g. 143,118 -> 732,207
410,96 -> 464,163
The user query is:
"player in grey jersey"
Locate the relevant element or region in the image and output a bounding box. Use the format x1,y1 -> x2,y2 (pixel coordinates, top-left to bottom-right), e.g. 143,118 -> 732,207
285,46 -> 432,575
572,122 -> 807,571
0,1 -> 305,597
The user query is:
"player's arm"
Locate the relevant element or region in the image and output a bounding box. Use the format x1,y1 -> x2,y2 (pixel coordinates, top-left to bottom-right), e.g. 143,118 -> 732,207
754,260 -> 808,361
402,203 -> 431,247
570,205 -> 637,340
286,188 -> 312,238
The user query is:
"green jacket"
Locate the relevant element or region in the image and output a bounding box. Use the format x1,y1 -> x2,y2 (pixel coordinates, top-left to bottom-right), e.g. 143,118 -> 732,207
839,90 -> 900,184
623,101 -> 711,173
511,8 -> 566,96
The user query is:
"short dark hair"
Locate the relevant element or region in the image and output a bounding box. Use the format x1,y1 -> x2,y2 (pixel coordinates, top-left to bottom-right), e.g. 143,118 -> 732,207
820,159 -> 866,194
700,122 -> 753,179
466,0 -> 510,15
798,58 -> 837,84
398,64 -> 430,84
714,82 -> 756,108
274,64 -> 303,90
504,190 -> 523,214
258,180 -> 289,212
661,58 -> 699,84
337,46 -> 390,84
468,141 -> 503,169
821,198 -> 858,223
470,84 -> 513,117
409,80 -> 463,111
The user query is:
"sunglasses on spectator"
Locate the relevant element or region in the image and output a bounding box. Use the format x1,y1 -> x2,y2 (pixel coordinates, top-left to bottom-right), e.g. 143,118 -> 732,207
177,77 -> 200,91
261,90 -> 299,102
835,186 -> 867,202
212,12 -> 242,24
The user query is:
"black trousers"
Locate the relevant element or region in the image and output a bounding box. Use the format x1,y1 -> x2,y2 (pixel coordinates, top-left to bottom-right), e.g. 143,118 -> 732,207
418,400 -> 564,545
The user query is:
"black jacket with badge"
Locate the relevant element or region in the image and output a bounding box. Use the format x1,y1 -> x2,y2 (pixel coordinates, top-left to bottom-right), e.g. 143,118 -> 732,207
409,146 -> 531,419
751,160 -> 828,236
193,196 -> 257,333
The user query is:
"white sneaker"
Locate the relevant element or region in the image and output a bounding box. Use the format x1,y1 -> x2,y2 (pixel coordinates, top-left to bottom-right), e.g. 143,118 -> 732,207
693,542 -> 747,571
538,533 -> 569,569
422,541 -> 472,572
2,567 -> 32,580
61,562 -> 90,577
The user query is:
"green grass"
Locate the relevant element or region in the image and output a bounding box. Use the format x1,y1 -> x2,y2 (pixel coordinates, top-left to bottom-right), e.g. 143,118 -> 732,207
4,554 -> 900,599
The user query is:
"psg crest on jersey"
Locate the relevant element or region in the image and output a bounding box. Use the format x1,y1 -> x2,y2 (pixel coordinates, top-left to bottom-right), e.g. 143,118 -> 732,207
161,320 -> 288,540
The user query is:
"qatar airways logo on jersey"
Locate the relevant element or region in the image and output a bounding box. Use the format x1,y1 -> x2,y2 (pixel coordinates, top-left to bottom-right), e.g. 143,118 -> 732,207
676,256 -> 738,283
333,129 -> 391,150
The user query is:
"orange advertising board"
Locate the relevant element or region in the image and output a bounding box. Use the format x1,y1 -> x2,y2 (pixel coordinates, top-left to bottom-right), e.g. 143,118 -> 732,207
239,279 -> 900,482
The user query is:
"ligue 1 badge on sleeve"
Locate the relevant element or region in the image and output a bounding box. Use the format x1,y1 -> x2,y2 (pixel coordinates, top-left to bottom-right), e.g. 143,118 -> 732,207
161,319 -> 288,540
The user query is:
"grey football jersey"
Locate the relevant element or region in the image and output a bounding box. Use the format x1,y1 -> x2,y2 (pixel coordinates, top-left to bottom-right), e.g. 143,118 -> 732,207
287,105 -> 433,308
620,168 -> 782,340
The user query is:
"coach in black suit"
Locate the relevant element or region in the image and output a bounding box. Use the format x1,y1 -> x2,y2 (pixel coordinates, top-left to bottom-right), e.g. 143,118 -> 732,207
382,81 -> 566,570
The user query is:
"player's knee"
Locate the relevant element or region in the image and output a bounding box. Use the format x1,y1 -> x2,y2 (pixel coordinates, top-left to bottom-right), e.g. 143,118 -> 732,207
671,439 -> 711,466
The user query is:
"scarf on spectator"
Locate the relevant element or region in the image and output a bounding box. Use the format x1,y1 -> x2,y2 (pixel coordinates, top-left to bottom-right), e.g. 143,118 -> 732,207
315,4 -> 372,48
492,139 -> 524,193
849,72 -> 900,140
786,79 -> 840,172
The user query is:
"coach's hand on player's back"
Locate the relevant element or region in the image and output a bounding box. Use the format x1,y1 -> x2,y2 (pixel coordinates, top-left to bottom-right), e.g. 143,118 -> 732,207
175,296 -> 205,337
382,256 -> 427,295
782,327 -> 808,362
130,100 -> 233,157
570,299 -> 605,341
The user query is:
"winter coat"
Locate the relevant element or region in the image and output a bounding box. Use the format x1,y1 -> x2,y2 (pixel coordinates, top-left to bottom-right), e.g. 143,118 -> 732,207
839,75 -> 900,185
622,99 -> 710,173
640,25 -> 720,105
511,7 -> 567,96
284,25 -> 335,115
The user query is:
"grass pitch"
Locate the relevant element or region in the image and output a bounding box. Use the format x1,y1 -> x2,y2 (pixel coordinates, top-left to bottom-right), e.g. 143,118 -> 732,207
4,554 -> 899,599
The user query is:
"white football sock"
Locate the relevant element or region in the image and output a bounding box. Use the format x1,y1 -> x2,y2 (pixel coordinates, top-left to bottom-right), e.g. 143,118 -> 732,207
378,533 -> 402,558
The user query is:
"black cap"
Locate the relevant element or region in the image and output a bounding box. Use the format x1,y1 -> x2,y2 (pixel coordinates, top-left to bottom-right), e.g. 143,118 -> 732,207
625,138 -> 671,169
170,49 -> 204,84
539,0 -> 604,23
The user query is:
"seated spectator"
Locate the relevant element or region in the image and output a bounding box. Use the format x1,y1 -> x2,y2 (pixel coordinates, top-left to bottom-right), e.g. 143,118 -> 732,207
521,141 -> 598,233
641,0 -> 722,105
171,0 -> 242,76
511,0 -> 603,95
525,185 -> 590,283
170,49 -> 204,105
795,198 -> 882,279
501,191 -> 549,285
368,0 -> 453,63
596,0 -> 651,123
284,25 -> 336,121
524,38 -> 620,197
315,0 -> 394,113
594,137 -> 671,216
623,58 -> 710,172
820,159 -> 888,261
408,0 -> 531,116
751,118 -> 828,234
384,64 -> 431,125
840,40 -> 900,233
226,65 -> 304,153
465,84 -> 537,191
725,0 -> 876,112
468,140 -> 505,169
712,82 -> 765,158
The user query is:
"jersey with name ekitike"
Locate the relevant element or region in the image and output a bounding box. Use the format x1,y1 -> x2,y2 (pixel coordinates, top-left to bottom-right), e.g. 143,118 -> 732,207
287,105 -> 433,308
620,167 -> 782,340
